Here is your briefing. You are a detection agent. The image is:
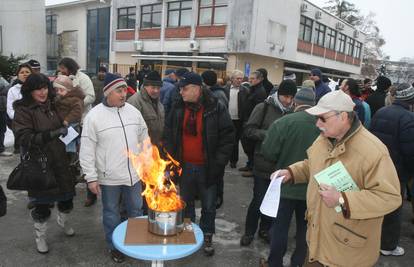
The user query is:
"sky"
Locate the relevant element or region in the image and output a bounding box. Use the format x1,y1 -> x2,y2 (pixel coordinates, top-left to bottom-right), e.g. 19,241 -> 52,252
45,0 -> 412,61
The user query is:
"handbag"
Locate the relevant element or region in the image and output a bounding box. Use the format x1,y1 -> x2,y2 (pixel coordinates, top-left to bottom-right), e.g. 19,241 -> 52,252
0,185 -> 6,217
7,147 -> 57,191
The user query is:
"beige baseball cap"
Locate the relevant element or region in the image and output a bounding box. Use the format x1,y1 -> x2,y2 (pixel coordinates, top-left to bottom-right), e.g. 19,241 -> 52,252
306,90 -> 355,115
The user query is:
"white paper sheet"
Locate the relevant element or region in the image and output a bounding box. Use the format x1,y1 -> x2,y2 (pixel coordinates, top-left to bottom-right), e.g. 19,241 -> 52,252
59,126 -> 79,145
260,171 -> 284,218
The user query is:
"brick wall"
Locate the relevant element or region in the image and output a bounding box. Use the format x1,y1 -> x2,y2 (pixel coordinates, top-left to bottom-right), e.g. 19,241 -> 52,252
297,39 -> 312,54
336,53 -> 346,63
195,25 -> 226,38
312,45 -> 325,57
165,27 -> 191,38
138,28 -> 161,39
325,49 -> 336,60
116,30 -> 134,40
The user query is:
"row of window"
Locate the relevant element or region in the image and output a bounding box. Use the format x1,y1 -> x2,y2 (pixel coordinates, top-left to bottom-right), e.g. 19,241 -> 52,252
118,0 -> 228,30
299,15 -> 362,59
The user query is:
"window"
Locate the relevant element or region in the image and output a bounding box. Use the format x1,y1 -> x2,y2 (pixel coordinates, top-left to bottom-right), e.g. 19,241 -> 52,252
167,1 -> 193,27
299,16 -> 313,42
325,27 -> 336,50
118,7 -> 136,29
198,0 -> 228,25
46,15 -> 57,34
346,37 -> 355,56
354,41 -> 362,58
313,22 -> 326,47
140,4 -> 162,28
336,33 -> 346,53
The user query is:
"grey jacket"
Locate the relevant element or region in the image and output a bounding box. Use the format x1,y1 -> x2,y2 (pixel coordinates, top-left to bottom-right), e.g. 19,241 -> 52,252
127,88 -> 165,145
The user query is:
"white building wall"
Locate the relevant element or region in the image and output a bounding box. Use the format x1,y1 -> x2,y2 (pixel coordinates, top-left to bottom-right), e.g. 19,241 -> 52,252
0,0 -> 47,71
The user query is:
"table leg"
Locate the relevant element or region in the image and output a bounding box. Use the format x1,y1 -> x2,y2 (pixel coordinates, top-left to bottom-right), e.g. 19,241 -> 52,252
151,260 -> 164,267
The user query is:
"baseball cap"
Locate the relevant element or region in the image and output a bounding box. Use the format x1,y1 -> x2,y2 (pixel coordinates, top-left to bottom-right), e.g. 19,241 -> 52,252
306,90 -> 355,115
178,72 -> 203,87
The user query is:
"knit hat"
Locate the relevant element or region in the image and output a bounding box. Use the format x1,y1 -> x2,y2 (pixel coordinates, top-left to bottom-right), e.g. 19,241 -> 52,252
278,80 -> 297,96
201,70 -> 217,86
53,75 -> 76,91
176,68 -> 189,78
306,90 -> 355,115
178,72 -> 203,87
27,59 -> 41,70
395,83 -> 414,101
310,68 -> 322,79
301,80 -> 315,90
294,88 -> 315,106
103,73 -> 127,96
143,71 -> 162,87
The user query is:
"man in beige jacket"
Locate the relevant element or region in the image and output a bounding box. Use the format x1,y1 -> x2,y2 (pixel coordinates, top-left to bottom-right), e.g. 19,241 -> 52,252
275,90 -> 401,267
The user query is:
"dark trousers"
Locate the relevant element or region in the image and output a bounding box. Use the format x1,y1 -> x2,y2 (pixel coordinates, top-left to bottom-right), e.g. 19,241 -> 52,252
381,181 -> 405,251
268,198 -> 307,267
31,198 -> 74,222
0,111 -> 6,152
244,175 -> 272,236
230,119 -> 243,164
180,163 -> 217,234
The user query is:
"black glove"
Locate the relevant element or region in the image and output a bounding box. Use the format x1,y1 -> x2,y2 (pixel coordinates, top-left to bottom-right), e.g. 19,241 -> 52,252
49,127 -> 68,139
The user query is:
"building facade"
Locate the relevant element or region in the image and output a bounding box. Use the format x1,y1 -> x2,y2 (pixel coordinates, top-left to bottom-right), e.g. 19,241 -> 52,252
0,0 -> 47,71
110,0 -> 365,82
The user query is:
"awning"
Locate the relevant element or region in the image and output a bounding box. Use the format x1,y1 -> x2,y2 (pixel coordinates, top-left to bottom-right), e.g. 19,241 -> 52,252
131,54 -> 227,63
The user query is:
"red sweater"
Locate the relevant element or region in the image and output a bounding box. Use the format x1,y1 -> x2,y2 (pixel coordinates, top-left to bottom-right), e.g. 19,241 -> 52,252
182,106 -> 204,164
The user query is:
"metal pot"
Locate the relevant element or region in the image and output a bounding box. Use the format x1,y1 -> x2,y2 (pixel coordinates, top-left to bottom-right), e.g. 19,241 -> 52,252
147,203 -> 185,236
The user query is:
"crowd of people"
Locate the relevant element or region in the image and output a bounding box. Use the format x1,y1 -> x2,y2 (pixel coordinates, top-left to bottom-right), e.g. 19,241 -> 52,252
0,58 -> 413,267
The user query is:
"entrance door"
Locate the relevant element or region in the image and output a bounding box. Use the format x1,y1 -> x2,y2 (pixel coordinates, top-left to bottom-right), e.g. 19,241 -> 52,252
87,7 -> 110,75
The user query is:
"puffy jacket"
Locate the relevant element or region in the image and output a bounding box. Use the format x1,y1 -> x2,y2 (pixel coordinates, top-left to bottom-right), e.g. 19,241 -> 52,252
370,101 -> 414,182
160,77 -> 176,107
127,88 -> 164,146
164,88 -> 235,186
80,102 -> 149,186
244,96 -> 285,179
72,71 -> 95,118
289,120 -> 401,267
6,83 -> 22,119
314,80 -> 331,103
13,99 -> 75,198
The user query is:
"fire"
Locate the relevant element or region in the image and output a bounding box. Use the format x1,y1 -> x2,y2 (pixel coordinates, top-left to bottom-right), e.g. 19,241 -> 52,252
129,138 -> 184,212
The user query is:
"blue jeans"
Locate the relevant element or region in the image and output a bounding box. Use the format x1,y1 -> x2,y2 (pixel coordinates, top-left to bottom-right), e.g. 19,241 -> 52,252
180,163 -> 217,234
101,182 -> 143,249
268,198 -> 307,267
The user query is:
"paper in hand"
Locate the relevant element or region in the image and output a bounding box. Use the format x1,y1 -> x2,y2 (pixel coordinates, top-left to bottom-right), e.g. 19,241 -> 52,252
260,171 -> 284,218
59,126 -> 79,145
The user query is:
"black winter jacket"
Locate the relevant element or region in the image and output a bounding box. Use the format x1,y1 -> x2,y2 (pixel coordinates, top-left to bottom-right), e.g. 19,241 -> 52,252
164,89 -> 235,186
370,101 -> 414,182
366,90 -> 387,117
239,82 -> 267,123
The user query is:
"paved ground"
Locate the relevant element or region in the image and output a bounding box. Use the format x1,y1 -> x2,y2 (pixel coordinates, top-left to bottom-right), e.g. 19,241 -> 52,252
1,144 -> 414,267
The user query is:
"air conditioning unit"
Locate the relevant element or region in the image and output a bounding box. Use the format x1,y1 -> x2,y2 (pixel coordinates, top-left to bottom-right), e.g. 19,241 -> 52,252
353,30 -> 359,38
134,41 -> 143,51
300,3 -> 308,13
335,22 -> 344,31
315,11 -> 322,20
190,40 -> 199,51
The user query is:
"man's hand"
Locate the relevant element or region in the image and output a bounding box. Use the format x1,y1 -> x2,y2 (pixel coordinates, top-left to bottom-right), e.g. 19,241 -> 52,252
271,169 -> 292,183
88,181 -> 101,195
319,184 -> 341,208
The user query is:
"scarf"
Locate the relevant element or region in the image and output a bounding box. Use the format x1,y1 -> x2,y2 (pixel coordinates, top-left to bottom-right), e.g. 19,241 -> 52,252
271,92 -> 292,114
184,102 -> 202,136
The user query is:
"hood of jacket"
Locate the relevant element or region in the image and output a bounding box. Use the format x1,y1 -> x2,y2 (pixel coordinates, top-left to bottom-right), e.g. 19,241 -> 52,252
163,77 -> 176,85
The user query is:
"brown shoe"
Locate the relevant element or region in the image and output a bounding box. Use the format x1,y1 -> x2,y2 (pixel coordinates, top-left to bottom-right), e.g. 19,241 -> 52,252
238,166 -> 250,172
84,197 -> 96,207
241,171 -> 254,177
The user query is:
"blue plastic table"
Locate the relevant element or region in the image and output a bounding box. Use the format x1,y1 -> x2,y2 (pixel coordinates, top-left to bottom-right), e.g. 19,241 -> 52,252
112,218 -> 204,267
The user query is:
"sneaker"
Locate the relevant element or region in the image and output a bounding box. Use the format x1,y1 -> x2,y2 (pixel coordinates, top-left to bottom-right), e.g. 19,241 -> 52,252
110,249 -> 125,263
0,151 -> 13,157
240,234 -> 254,246
380,246 -> 405,256
241,171 -> 254,177
238,166 -> 250,172
203,234 -> 215,256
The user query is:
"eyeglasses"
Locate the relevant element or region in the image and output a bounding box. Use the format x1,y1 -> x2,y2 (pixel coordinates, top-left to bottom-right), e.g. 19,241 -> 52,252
317,112 -> 340,123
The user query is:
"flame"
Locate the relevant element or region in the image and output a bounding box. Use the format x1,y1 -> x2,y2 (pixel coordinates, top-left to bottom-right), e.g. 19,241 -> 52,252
129,138 -> 184,212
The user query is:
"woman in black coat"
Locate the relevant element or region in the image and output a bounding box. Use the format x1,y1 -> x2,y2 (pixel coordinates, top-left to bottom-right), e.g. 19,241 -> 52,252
13,73 -> 75,254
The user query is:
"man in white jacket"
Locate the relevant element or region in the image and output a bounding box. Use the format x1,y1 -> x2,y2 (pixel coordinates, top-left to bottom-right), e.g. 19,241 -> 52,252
80,73 -> 148,263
